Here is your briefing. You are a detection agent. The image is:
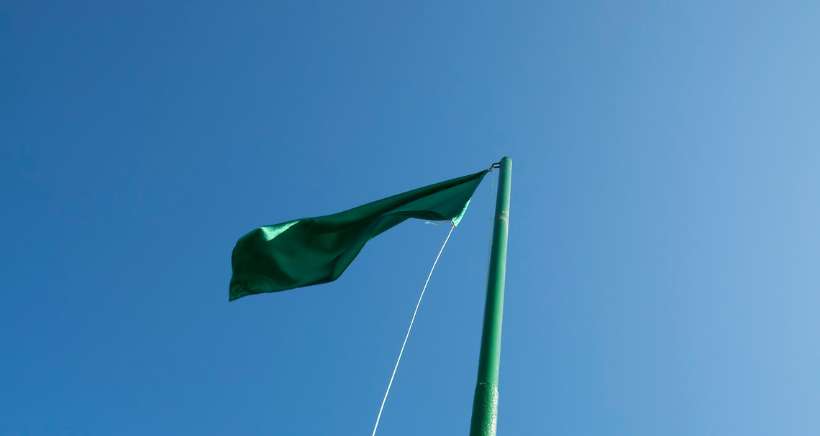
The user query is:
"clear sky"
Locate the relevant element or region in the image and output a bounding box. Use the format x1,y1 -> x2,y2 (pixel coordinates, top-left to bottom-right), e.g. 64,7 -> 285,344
3,1 -> 820,435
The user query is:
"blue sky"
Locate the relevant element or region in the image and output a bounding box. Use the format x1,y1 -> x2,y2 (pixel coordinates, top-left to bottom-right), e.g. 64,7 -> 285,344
3,1 -> 820,435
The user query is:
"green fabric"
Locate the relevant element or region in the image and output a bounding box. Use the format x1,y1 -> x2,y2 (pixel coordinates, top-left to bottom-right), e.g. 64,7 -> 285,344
229,169 -> 488,301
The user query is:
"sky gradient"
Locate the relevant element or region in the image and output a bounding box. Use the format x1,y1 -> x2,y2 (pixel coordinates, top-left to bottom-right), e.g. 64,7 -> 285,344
3,1 -> 820,435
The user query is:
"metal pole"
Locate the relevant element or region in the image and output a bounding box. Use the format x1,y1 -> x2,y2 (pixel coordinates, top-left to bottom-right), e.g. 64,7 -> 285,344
469,156 -> 511,436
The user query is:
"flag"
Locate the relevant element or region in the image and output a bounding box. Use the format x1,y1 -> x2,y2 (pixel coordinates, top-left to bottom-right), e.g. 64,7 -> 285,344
229,169 -> 488,300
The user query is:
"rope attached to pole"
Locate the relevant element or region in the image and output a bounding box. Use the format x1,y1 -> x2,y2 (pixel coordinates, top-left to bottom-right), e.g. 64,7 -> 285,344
370,223 -> 457,436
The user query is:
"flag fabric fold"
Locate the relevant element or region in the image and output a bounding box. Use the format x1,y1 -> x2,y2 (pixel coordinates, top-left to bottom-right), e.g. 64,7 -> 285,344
229,169 -> 488,301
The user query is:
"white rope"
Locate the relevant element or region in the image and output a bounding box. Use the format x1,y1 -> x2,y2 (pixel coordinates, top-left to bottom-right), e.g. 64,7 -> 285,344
370,223 -> 457,436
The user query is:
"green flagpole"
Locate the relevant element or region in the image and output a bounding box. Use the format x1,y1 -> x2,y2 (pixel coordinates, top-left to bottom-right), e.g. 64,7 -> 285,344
469,156 -> 511,436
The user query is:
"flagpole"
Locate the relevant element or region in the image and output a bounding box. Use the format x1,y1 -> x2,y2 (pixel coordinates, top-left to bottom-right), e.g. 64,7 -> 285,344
469,156 -> 511,436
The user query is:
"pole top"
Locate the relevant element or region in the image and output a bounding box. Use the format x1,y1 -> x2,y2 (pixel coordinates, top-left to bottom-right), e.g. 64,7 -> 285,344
489,157 -> 511,171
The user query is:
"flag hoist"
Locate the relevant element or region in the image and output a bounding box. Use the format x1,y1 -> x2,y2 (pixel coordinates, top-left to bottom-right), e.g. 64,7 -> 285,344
229,157 -> 512,436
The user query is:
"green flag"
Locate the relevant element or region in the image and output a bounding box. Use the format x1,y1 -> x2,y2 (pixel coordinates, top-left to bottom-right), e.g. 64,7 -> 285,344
229,169 -> 488,301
